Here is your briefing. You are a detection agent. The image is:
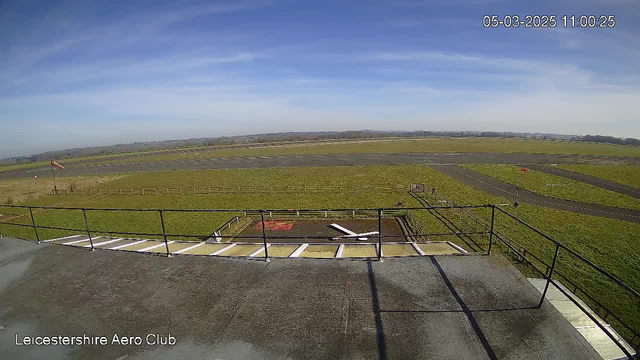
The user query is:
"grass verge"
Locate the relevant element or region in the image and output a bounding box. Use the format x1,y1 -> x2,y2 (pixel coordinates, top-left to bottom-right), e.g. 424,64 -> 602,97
558,164 -> 640,189
463,164 -> 640,210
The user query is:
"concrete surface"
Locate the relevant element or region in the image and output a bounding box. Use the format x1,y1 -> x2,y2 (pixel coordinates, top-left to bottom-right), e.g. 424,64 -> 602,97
528,278 -> 636,360
430,165 -> 640,224
2,152 -> 640,180
0,237 -> 600,360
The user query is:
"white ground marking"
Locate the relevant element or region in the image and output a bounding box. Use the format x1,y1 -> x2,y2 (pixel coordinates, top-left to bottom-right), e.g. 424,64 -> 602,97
249,244 -> 271,257
336,244 -> 345,258
447,242 -> 468,254
289,244 -> 309,257
173,242 -> 206,254
43,234 -> 83,243
138,241 -> 174,252
63,237 -> 91,245
329,223 -> 372,241
110,240 -> 147,250
85,238 -> 123,248
210,243 -> 237,256
411,242 -> 426,256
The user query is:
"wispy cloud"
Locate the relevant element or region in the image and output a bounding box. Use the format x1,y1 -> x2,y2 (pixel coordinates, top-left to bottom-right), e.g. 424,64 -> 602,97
0,0 -> 639,157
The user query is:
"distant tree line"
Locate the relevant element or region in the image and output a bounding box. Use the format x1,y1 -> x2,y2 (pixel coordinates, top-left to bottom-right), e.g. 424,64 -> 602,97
3,130 -> 638,165
581,135 -> 640,146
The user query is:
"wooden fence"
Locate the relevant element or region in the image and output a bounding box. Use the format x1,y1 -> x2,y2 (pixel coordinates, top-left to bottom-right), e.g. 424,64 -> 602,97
51,184 -> 410,196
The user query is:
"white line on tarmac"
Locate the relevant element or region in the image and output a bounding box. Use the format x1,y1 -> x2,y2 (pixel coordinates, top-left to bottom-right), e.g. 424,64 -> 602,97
63,237 -> 91,245
411,242 -> 426,256
43,234 -> 83,242
210,243 -> 237,255
110,240 -> 146,250
336,244 -> 345,258
174,242 -> 205,254
85,238 -> 123,248
289,244 -> 309,257
249,244 -> 270,257
138,241 -> 174,252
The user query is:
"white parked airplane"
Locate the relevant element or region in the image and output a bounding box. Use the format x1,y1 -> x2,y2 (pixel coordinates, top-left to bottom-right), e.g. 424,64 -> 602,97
330,223 -> 379,241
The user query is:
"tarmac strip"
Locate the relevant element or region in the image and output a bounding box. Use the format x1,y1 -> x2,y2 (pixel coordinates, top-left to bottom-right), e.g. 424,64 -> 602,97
4,152 -> 640,179
525,164 -> 640,199
430,165 -> 640,224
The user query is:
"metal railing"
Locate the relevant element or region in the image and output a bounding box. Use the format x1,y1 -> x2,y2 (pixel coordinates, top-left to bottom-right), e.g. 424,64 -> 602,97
482,205 -> 639,359
0,202 -> 638,358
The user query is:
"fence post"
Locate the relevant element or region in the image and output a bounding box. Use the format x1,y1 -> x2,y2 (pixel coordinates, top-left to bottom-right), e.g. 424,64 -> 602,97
260,210 -> 269,262
377,209 -> 383,261
28,207 -> 40,243
159,210 -> 170,257
82,209 -> 94,251
488,206 -> 495,255
538,244 -> 560,308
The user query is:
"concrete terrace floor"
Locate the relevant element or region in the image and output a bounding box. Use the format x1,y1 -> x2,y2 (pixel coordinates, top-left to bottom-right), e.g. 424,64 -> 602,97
0,238 -> 599,360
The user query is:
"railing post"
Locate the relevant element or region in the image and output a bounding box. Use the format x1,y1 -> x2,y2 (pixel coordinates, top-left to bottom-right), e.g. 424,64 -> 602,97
488,206 -> 495,255
261,210 -> 269,262
28,207 -> 40,243
159,210 -> 170,257
538,244 -> 560,308
82,209 -> 94,251
377,209 -> 383,261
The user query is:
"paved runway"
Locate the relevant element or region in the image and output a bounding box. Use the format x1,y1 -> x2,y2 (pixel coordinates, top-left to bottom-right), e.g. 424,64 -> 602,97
430,165 -> 640,223
2,152 -> 640,179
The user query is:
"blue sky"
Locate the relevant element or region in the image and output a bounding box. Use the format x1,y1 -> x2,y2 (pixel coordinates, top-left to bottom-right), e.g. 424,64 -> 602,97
1,0 -> 639,157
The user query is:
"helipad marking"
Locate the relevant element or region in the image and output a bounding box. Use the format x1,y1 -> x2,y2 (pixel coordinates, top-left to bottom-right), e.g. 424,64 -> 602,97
336,244 -> 345,258
411,242 -> 426,256
84,238 -> 122,248
174,242 -> 205,254
63,237 -> 91,245
210,243 -> 237,256
249,244 -> 270,257
43,234 -> 83,243
289,244 -> 309,257
110,240 -> 146,250
138,241 -> 174,252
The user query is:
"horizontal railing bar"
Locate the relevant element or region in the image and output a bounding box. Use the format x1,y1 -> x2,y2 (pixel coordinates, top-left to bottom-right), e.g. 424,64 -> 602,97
0,204 -> 493,212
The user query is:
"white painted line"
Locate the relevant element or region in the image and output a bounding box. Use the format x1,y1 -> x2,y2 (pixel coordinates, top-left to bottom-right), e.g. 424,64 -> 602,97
249,244 -> 270,257
43,234 -> 83,242
110,240 -> 146,250
336,244 -> 345,258
174,242 -> 206,254
210,243 -> 237,256
411,242 -> 426,256
63,237 -> 91,245
85,238 -> 123,248
447,241 -> 468,254
138,241 -> 174,252
329,223 -> 370,240
289,244 -> 309,257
